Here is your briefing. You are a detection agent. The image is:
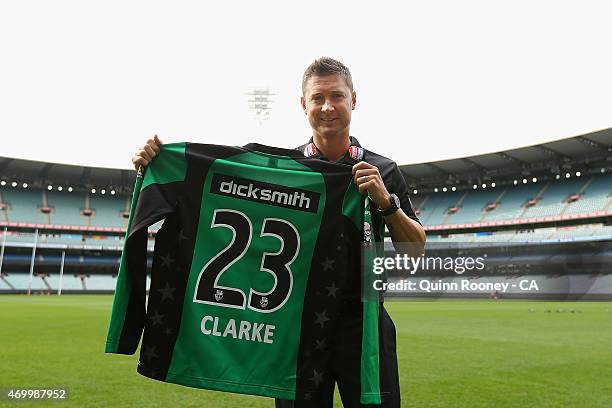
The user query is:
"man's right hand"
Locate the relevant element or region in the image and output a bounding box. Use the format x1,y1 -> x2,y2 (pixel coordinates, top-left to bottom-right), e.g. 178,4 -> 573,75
132,135 -> 162,171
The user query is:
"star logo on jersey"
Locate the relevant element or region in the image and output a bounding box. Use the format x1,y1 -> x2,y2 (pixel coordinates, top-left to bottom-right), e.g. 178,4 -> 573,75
150,310 -> 164,326
260,297 -> 268,308
215,289 -> 224,302
315,338 -> 327,350
160,253 -> 175,269
325,282 -> 339,298
309,369 -> 323,386
157,282 -> 176,301
178,229 -> 189,242
142,345 -> 158,361
320,257 -> 335,271
314,310 -> 330,328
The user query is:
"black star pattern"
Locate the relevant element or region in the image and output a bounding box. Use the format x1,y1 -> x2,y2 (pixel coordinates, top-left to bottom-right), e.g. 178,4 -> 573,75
165,328 -> 173,336
160,253 -> 175,269
309,369 -> 323,386
178,229 -> 189,242
150,310 -> 164,326
325,282 -> 339,298
315,338 -> 327,350
314,310 -> 330,328
320,257 -> 335,271
142,345 -> 158,361
305,350 -> 312,358
157,281 -> 176,301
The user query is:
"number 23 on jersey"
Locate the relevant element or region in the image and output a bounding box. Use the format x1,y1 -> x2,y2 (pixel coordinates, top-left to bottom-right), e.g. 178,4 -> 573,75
193,209 -> 300,314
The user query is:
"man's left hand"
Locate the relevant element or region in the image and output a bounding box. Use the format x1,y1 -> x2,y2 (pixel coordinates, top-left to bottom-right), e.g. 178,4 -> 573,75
352,161 -> 392,210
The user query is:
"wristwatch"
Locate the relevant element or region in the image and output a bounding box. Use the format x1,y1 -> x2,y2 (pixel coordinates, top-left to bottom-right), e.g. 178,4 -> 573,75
379,193 -> 400,216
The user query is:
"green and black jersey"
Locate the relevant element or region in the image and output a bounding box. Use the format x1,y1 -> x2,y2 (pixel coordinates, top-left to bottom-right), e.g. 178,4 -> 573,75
105,142 -> 382,403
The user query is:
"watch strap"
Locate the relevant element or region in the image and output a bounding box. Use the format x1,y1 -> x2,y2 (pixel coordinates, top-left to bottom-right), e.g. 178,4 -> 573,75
379,194 -> 399,216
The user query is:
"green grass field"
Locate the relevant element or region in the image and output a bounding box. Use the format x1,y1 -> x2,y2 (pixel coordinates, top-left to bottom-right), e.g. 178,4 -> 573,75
1,295 -> 611,407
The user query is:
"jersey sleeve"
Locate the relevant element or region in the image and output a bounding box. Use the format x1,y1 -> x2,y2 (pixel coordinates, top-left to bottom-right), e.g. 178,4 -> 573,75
105,145 -> 186,354
391,163 -> 421,225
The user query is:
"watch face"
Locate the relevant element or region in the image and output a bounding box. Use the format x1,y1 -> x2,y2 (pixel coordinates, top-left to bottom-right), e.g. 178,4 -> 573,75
391,194 -> 400,209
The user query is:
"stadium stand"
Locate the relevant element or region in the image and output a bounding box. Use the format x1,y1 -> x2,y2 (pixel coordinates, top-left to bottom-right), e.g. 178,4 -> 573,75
520,178 -> 587,219
1,188 -> 132,228
563,175 -> 611,215
1,188 -> 46,224
47,190 -> 88,226
445,189 -> 501,224
481,183 -> 542,221
417,191 -> 462,226
3,176 -> 607,231
89,194 -> 129,228
1,273 -> 124,292
423,224 -> 612,244
413,172 -> 611,226
0,127 -> 610,297
86,275 -> 118,290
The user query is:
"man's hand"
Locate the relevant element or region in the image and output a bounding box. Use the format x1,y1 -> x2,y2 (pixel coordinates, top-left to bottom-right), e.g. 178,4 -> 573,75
132,135 -> 162,171
352,161 -> 392,210
353,161 -> 426,255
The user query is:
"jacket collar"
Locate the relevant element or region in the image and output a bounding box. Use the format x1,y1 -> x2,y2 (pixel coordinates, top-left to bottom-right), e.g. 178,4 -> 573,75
301,136 -> 364,164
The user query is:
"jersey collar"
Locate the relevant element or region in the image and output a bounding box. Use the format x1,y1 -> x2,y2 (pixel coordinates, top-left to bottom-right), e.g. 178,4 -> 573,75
301,136 -> 364,164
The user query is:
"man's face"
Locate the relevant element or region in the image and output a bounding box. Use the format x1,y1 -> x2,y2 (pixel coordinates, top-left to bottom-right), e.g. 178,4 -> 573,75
301,74 -> 356,140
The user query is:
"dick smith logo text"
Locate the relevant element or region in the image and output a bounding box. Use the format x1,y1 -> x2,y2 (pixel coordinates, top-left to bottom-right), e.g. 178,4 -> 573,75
211,173 -> 320,213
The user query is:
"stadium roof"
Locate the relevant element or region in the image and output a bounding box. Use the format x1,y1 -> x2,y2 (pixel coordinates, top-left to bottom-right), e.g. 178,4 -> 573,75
0,157 -> 135,193
400,127 -> 612,190
1,127 -> 611,192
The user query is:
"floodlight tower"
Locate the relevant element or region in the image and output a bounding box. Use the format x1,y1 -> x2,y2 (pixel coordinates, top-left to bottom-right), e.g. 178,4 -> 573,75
246,87 -> 276,126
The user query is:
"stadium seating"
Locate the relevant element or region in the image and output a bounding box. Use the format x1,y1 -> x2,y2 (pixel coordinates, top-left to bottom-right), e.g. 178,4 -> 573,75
0,187 -> 131,227
415,173 -> 611,226
2,231 -> 39,244
85,275 -> 117,290
563,175 -> 611,215
417,191 -> 462,226
47,191 -> 88,226
56,275 -> 86,290
0,273 -> 123,292
3,174 -> 607,229
0,275 -> 13,289
41,234 -> 86,245
520,178 -> 588,219
0,231 -> 156,252
1,188 -> 46,224
89,194 -> 129,228
482,183 -> 542,221
446,189 -> 501,224
423,223 -> 612,243
2,274 -> 46,290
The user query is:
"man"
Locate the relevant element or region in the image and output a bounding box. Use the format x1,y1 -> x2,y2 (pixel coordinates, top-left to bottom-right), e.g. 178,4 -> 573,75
133,57 -> 425,407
